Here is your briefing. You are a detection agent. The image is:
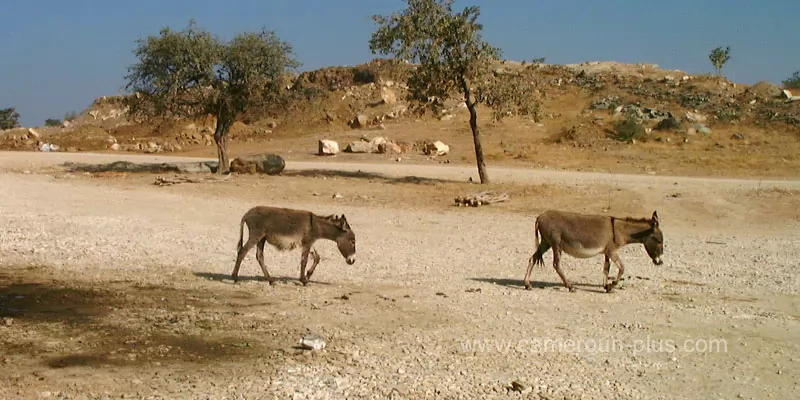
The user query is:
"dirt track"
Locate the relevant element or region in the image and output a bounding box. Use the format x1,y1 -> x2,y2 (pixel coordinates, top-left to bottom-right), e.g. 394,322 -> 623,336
1,151 -> 798,400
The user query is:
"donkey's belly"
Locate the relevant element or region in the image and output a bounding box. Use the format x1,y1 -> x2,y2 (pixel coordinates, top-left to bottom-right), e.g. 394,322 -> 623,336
562,243 -> 604,258
266,234 -> 302,251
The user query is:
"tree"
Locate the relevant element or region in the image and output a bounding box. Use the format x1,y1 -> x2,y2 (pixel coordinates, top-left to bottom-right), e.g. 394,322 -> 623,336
783,71 -> 800,89
708,46 -> 731,77
0,108 -> 21,130
124,20 -> 300,173
44,118 -> 62,127
370,0 -> 533,184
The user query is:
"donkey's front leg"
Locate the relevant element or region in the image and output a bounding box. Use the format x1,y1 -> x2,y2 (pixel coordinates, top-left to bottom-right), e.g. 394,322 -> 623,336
605,252 -> 626,293
602,254 -> 612,292
299,247 -> 312,286
305,248 -> 321,280
551,247 -> 576,292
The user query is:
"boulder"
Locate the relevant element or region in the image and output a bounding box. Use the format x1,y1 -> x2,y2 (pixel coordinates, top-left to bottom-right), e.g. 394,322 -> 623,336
380,87 -> 397,105
423,141 -> 450,156
345,141 -> 375,153
350,114 -> 369,129
318,140 -> 340,155
377,142 -> 403,154
230,153 -> 285,175
685,111 -> 707,123
369,136 -> 388,147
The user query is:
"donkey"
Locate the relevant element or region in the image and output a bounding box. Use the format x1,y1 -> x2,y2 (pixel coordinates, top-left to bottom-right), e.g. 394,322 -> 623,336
524,210 -> 663,293
231,206 -> 356,285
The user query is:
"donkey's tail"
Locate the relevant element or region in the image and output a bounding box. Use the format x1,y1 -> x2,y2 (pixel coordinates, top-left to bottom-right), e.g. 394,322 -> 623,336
529,218 -> 545,268
236,217 -> 246,253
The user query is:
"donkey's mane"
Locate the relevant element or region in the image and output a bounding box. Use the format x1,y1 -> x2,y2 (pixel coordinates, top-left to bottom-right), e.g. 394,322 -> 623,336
617,216 -> 652,224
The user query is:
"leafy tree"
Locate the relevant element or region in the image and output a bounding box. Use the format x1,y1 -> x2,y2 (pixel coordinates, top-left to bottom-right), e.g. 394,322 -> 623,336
783,71 -> 800,89
44,118 -> 62,127
370,0 -> 536,184
124,20 -> 300,173
708,46 -> 731,77
0,107 -> 21,130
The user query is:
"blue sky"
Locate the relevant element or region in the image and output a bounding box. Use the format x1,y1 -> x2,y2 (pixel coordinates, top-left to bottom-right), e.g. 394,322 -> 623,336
1,0 -> 798,127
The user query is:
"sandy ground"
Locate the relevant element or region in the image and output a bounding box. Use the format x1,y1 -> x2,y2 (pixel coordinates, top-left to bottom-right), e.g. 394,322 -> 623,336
0,151 -> 798,400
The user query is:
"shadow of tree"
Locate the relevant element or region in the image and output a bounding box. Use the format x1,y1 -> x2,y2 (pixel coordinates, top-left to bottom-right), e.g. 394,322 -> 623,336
61,160 -> 218,174
281,168 -> 452,185
0,266 -> 285,370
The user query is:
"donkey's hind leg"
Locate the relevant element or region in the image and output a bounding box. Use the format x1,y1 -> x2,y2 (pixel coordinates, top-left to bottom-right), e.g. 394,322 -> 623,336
232,234 -> 260,283
551,245 -> 576,292
524,241 -> 550,290
255,238 -> 274,285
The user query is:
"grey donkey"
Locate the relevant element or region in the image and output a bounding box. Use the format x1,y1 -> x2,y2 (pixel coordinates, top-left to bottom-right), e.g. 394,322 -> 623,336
232,206 -> 356,285
524,210 -> 664,293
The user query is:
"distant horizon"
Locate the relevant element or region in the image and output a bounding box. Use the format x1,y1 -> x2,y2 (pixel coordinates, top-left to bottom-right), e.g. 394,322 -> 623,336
2,0 -> 798,127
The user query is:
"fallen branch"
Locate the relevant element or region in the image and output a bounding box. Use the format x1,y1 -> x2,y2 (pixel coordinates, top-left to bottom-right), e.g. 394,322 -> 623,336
454,190 -> 510,207
154,174 -> 231,186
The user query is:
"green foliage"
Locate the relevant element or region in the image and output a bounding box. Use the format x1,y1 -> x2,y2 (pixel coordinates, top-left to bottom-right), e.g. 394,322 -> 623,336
124,19 -> 300,125
529,57 -> 545,65
611,113 -> 647,142
369,0 -> 500,108
783,71 -> 800,89
0,107 -> 21,130
44,118 -> 62,127
708,46 -> 731,77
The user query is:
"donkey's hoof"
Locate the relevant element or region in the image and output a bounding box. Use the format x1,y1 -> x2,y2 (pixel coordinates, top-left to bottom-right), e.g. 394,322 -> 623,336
300,278 -> 309,286
523,283 -> 533,290
604,284 -> 614,293
568,286 -> 577,293
267,279 -> 276,286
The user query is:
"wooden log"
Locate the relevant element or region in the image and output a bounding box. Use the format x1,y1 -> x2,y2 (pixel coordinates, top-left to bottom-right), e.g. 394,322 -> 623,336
154,174 -> 231,186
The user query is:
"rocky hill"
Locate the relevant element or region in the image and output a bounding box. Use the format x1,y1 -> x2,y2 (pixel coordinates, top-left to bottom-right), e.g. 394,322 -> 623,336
2,58 -> 798,176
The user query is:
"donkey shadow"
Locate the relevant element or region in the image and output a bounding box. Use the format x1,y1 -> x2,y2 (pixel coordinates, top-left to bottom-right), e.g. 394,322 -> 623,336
469,277 -> 607,293
193,272 -> 332,286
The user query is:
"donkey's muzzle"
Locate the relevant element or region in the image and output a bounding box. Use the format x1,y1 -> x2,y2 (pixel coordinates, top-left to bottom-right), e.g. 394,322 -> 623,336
346,257 -> 356,265
652,257 -> 663,266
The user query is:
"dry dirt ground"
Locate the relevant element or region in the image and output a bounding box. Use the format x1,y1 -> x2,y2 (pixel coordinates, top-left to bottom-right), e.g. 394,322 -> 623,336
0,151 -> 799,400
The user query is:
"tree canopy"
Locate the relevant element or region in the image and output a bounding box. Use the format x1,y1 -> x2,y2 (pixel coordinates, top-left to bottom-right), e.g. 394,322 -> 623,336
124,20 -> 299,173
709,46 -> 731,77
0,108 -> 21,130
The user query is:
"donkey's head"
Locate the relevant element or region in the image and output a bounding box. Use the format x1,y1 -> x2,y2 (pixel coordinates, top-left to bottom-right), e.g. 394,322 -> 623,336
642,211 -> 664,265
331,215 -> 356,265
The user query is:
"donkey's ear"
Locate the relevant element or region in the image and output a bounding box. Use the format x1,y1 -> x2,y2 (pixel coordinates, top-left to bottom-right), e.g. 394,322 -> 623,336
339,214 -> 350,230
651,210 -> 660,227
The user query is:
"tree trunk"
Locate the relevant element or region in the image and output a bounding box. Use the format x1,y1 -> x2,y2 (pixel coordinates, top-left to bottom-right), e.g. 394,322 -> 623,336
213,116 -> 233,174
466,101 -> 489,184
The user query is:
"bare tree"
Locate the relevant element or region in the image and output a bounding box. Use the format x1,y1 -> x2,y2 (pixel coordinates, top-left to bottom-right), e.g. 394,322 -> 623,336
124,20 -> 299,173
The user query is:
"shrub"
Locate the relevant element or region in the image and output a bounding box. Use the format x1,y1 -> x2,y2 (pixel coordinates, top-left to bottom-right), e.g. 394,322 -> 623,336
611,115 -> 647,142
783,71 -> 800,89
